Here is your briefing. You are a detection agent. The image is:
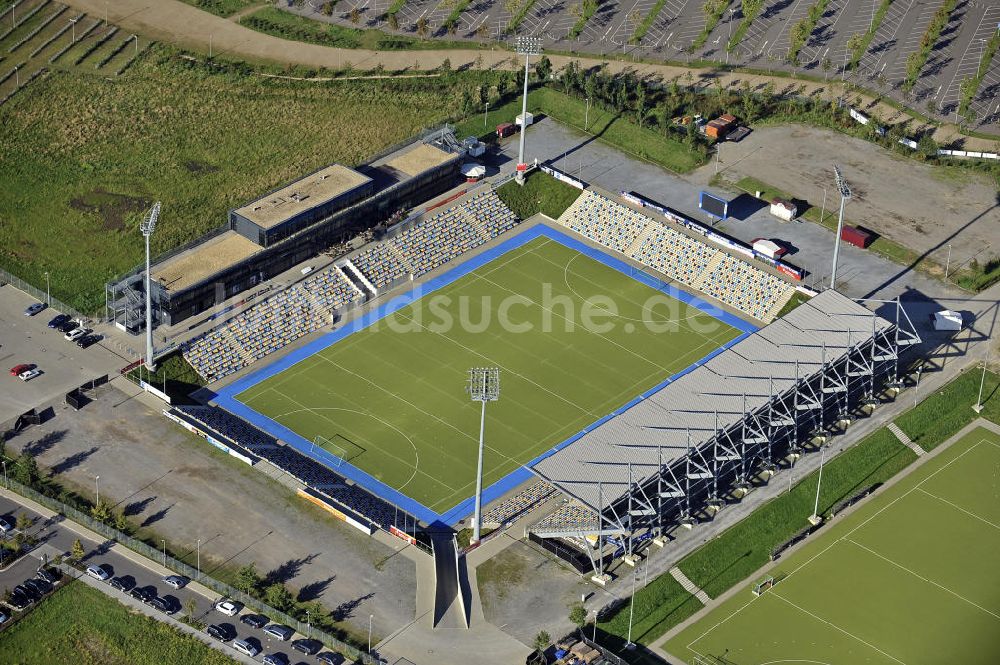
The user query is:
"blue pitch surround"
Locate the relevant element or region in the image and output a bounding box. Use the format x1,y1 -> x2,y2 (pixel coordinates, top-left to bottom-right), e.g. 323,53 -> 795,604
215,224 -> 757,527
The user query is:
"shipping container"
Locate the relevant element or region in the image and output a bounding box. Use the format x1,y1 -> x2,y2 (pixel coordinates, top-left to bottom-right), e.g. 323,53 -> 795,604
496,123 -> 516,138
841,225 -> 873,248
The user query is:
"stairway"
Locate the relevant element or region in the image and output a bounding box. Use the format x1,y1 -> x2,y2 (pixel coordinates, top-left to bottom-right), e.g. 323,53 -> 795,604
888,422 -> 925,456
669,566 -> 711,604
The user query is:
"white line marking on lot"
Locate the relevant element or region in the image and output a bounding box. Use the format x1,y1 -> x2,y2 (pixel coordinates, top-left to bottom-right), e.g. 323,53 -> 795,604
770,591 -> 909,665
916,487 -> 1000,532
844,538 -> 1000,621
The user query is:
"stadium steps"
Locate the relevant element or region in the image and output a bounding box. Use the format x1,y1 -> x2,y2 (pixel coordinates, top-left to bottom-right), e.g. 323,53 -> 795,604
765,286 -> 797,322
623,220 -> 660,258
887,422 -> 925,456
334,264 -> 365,301
554,189 -> 592,229
386,242 -> 415,276
691,252 -> 727,291
669,566 -> 711,604
463,209 -> 493,243
298,284 -> 334,325
217,325 -> 257,367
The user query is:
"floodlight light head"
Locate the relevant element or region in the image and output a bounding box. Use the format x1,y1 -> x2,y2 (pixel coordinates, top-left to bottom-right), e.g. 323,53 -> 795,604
833,166 -> 851,200
467,367 -> 501,402
514,35 -> 541,55
140,201 -> 161,237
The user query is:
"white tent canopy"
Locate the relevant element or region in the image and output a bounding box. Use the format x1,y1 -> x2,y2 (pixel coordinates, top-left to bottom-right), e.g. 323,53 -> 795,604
461,163 -> 486,178
933,310 -> 962,331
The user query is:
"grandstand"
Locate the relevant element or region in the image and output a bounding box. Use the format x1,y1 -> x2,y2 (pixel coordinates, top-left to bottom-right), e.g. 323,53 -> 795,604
529,288 -> 920,577
556,190 -> 796,321
183,188 -> 518,383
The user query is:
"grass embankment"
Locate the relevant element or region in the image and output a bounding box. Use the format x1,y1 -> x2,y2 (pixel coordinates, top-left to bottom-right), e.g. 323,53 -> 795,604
774,289 -> 810,317
902,0 -> 957,93
599,367 -> 1000,651
178,0 -> 259,17
847,0 -> 893,70
495,170 -> 582,220
733,176 -> 999,290
0,582 -> 235,665
243,6 -> 482,50
127,352 -> 206,403
456,87 -> 707,174
0,44 -> 500,313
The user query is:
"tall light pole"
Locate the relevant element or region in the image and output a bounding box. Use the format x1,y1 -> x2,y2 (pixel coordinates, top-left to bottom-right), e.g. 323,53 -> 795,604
625,564 -> 638,649
514,36 -> 541,184
196,538 -> 201,581
809,446 -> 826,525
484,100 -> 488,128
44,271 -> 50,306
140,202 -> 160,372
585,96 -> 590,132
69,16 -> 79,42
368,613 -> 374,653
973,344 -> 990,413
467,367 -> 500,545
95,475 -> 100,505
161,539 -> 166,568
2,461 -> 7,488
830,166 -> 851,290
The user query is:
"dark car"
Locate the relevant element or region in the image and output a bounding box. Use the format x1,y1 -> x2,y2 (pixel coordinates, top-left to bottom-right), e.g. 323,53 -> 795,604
5,592 -> 30,611
110,575 -> 136,593
263,623 -> 294,641
57,320 -> 78,333
24,302 -> 46,316
13,584 -> 38,602
150,596 -> 172,613
206,624 -> 234,642
240,613 -> 269,629
35,568 -> 60,585
23,578 -> 52,596
316,653 -> 343,665
262,653 -> 289,665
291,639 -> 321,656
46,313 -> 70,328
129,586 -> 156,603
76,334 -> 102,349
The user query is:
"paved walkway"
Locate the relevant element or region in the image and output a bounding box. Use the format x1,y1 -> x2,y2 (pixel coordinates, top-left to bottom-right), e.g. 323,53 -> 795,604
60,0 -> 998,150
649,416 -> 1000,663
887,421 -> 926,456
668,567 -> 710,605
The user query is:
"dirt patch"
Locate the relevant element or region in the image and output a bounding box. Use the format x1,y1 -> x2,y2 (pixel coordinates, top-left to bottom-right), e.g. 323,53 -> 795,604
183,160 -> 220,174
69,189 -> 152,231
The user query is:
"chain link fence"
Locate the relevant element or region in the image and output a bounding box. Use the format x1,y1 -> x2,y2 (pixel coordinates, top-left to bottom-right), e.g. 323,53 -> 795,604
0,266 -> 91,321
4,478 -> 382,664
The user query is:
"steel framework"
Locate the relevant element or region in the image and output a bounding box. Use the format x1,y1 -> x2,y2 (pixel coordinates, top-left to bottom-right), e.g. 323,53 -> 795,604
530,292 -> 920,575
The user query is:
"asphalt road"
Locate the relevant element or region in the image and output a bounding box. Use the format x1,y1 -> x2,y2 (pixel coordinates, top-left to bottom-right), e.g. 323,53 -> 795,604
0,490 -> 350,665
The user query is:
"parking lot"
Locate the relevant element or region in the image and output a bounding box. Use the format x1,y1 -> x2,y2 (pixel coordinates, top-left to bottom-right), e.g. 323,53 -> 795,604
0,285 -> 124,425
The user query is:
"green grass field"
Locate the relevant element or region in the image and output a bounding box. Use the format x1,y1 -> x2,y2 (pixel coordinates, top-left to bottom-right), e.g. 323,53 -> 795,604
237,236 -> 738,513
0,581 -> 235,665
666,426 -> 1000,664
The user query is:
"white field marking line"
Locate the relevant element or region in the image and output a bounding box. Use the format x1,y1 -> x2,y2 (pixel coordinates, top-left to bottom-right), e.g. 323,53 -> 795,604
844,537 -> 1000,621
269,404 -> 427,492
516,235 -> 732,349
687,438 -> 990,648
916,487 -> 1000,532
770,591 -> 908,665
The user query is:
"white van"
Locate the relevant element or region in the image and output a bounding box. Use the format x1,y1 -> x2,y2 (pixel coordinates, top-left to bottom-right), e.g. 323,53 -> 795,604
233,638 -> 261,657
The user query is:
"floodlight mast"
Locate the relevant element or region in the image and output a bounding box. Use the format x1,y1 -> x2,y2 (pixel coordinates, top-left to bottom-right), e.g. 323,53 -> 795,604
830,166 -> 851,290
467,368 -> 500,545
514,36 -> 541,185
140,202 -> 161,372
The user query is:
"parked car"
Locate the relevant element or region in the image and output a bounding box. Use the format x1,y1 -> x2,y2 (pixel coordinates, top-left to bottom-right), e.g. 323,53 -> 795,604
24,303 -> 46,316
8,364 -> 31,377
46,314 -> 70,328
149,596 -> 172,613
18,368 -> 41,382
0,610 -> 8,624
233,638 -> 261,658
263,624 -> 294,641
110,575 -> 136,592
76,334 -> 102,349
263,653 -> 289,665
241,613 -> 269,629
215,599 -> 242,617
5,592 -> 30,611
316,652 -> 342,665
57,320 -> 78,333
162,575 -> 188,590
35,568 -> 60,585
129,586 -> 156,603
85,564 -> 111,581
0,516 -> 14,533
291,638 -> 321,655
206,624 -> 233,641
13,584 -> 38,602
65,327 -> 90,342
23,578 -> 52,596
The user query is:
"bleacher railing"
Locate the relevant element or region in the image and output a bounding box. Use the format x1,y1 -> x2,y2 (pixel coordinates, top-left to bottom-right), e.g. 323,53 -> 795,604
2,477 -> 383,664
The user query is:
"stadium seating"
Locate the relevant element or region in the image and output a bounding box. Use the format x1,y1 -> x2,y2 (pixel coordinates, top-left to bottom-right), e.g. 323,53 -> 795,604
555,190 -> 794,321
481,481 -> 557,528
174,406 -> 404,528
183,265 -> 363,382
534,502 -> 600,533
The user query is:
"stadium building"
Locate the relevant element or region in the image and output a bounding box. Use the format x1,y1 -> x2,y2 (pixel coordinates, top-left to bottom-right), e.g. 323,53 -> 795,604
105,127 -> 463,331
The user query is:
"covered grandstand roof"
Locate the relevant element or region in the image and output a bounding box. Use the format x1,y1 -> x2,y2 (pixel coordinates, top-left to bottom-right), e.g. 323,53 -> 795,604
530,289 -> 891,510
234,164 -> 373,229
152,231 -> 261,292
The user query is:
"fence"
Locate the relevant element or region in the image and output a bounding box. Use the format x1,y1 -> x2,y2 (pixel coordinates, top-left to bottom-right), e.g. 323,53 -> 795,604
3,477 -> 382,664
0,266 -> 90,320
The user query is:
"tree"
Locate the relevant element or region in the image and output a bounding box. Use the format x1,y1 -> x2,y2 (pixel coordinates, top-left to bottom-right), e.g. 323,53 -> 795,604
185,596 -> 198,621
534,55 -> 552,82
70,538 -> 85,562
349,7 -> 360,23
917,133 -> 938,159
440,57 -> 452,72
416,16 -> 429,37
264,583 -> 293,612
569,602 -> 587,628
532,630 -> 551,663
15,512 -> 32,531
91,501 -> 112,523
12,453 -> 40,487
387,12 -> 399,30
235,563 -> 261,596
321,1 -> 336,15
112,509 -> 130,533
